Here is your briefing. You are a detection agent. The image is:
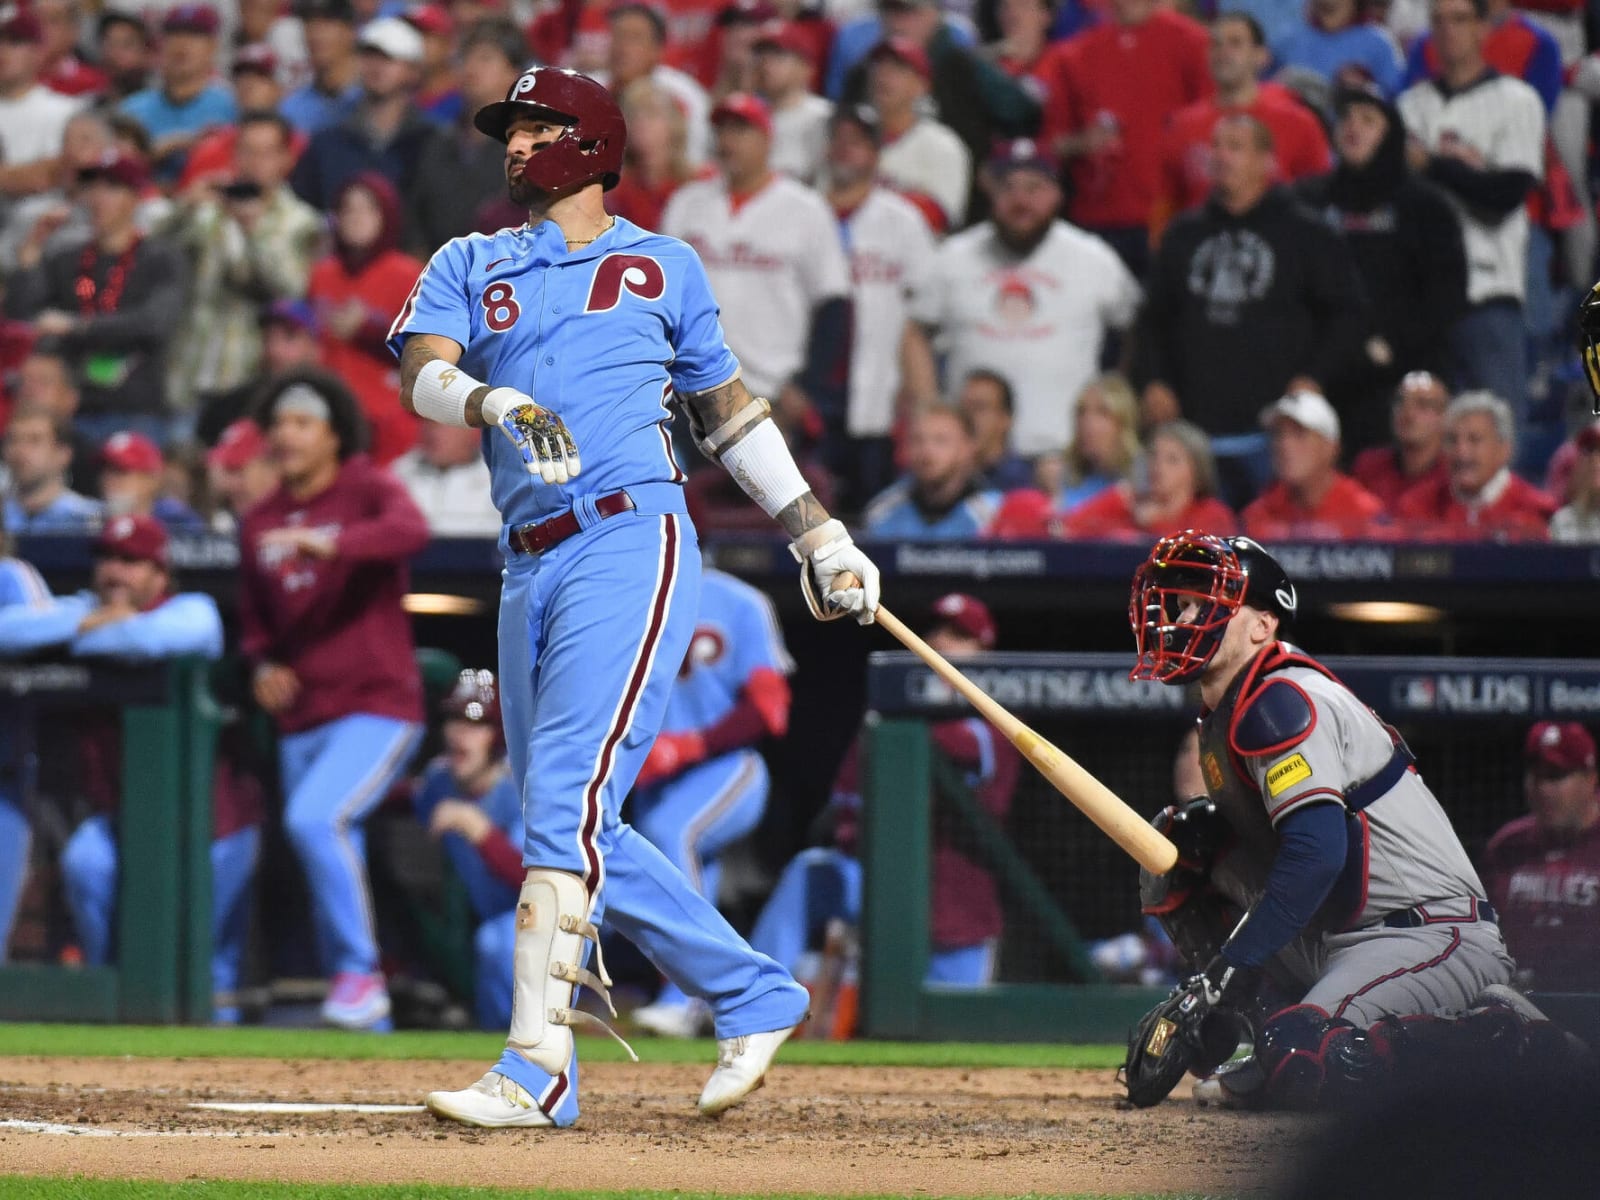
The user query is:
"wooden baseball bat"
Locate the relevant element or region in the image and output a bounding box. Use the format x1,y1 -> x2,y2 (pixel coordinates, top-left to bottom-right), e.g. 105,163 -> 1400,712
872,603 -> 1178,875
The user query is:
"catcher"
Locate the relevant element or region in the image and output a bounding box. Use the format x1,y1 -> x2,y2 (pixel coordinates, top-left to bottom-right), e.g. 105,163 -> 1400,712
1119,531 -> 1575,1110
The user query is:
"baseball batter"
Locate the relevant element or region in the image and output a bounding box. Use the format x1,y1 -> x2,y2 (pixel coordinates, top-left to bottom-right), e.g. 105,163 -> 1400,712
388,65 -> 881,1128
629,565 -> 795,1038
1125,531 -> 1518,1108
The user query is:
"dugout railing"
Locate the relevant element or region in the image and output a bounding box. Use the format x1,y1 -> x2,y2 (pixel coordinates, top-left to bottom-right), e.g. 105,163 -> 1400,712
858,651 -> 1600,1043
0,658 -> 221,1023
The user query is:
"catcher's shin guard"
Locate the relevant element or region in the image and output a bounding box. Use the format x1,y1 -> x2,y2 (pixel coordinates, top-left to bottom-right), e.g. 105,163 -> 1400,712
507,868 -> 636,1073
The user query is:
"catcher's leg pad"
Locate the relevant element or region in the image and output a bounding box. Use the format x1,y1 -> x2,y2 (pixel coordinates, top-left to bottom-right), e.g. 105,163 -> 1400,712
508,868 -> 636,1074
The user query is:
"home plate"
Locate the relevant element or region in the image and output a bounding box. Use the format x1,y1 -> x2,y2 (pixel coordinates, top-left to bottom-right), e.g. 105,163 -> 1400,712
189,1102 -> 426,1115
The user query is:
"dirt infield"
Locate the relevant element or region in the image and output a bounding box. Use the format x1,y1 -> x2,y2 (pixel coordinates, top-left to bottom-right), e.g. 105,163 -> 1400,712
0,1056 -> 1324,1195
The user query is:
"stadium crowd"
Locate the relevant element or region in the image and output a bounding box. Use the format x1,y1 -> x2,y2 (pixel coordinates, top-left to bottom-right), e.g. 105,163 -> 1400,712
0,0 -> 1597,541
0,0 -> 1597,1030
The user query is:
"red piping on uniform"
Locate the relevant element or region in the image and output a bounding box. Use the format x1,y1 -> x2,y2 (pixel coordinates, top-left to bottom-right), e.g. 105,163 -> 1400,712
1333,925 -> 1462,1020
580,514 -> 678,897
1268,786 -> 1345,822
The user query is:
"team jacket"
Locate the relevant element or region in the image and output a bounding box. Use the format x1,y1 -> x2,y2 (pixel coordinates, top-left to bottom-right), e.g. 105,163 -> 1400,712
238,455 -> 428,734
1197,641 -> 1488,934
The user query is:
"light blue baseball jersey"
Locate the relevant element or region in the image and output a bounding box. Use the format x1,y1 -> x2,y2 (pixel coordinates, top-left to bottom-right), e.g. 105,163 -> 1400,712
387,217 -> 740,530
413,758 -> 524,921
662,568 -> 793,735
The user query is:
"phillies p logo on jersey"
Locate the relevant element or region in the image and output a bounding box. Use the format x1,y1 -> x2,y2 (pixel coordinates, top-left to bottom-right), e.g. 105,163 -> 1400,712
585,254 -> 667,313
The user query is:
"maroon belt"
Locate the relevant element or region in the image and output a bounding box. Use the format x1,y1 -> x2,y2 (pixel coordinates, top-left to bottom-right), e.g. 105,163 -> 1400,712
509,490 -> 635,556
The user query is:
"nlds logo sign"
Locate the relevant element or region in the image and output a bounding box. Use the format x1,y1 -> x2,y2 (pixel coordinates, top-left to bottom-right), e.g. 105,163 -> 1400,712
1391,674 -> 1532,715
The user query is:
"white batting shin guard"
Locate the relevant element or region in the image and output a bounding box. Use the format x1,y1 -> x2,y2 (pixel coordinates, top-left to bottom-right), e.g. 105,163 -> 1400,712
507,869 -> 637,1073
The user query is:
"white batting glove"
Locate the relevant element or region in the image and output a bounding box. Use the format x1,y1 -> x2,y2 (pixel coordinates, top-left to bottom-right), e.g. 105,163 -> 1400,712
789,519 -> 880,625
482,386 -> 582,485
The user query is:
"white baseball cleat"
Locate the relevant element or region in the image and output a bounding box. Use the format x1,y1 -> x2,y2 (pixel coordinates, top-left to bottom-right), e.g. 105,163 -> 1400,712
697,1023 -> 799,1117
425,1070 -> 555,1128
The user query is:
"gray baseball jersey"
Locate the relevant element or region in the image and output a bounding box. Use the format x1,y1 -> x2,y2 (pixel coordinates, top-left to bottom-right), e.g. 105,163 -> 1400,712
1199,647 -> 1513,1025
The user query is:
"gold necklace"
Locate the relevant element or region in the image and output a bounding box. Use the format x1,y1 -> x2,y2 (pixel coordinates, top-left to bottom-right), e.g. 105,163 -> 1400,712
567,217 -> 615,247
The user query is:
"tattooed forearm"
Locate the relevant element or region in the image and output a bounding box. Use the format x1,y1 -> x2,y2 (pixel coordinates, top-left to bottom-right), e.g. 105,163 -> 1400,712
774,491 -> 832,540
399,334 -> 490,426
679,376 -> 768,456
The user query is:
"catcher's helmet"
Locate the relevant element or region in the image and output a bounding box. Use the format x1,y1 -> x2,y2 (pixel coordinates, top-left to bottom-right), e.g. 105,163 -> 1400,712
1579,281 -> 1600,415
474,66 -> 626,192
1129,531 -> 1296,685
440,668 -> 503,739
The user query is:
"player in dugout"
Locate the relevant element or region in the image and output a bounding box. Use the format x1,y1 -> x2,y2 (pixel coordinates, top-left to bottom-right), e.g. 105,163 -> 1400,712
1119,531 -> 1583,1110
748,593 -> 1018,998
411,668 -> 527,1031
238,370 -> 427,1032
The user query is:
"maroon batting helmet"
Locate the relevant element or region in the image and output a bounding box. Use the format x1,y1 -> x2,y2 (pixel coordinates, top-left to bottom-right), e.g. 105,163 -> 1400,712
440,668 -> 503,733
474,66 -> 626,192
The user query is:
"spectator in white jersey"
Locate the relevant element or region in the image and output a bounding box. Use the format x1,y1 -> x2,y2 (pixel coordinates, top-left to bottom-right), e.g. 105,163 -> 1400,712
754,22 -> 832,184
864,37 -> 971,233
1397,0 -> 1543,427
907,138 -> 1141,462
661,92 -> 853,469
822,102 -> 936,508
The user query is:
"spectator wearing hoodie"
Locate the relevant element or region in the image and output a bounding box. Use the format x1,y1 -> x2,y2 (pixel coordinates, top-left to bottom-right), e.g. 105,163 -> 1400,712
1295,81 -> 1467,455
307,173 -> 423,464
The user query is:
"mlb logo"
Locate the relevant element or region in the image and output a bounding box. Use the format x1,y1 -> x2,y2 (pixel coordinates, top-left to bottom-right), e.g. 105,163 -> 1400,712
1393,676 -> 1436,711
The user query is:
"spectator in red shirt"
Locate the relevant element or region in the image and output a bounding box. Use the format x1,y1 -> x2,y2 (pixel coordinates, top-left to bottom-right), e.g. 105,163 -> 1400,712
1242,390 -> 1385,540
238,369 -> 427,1031
1155,13 -> 1331,235
307,172 -> 424,464
1391,390 -> 1557,539
1057,418 -> 1236,540
36,0 -> 108,99
1483,722 -> 1600,992
1351,370 -> 1451,507
1031,0 -> 1211,275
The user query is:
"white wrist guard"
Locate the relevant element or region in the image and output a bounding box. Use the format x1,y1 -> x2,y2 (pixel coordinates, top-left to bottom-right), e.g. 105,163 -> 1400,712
412,358 -> 486,427
719,417 -> 811,518
480,387 -> 525,424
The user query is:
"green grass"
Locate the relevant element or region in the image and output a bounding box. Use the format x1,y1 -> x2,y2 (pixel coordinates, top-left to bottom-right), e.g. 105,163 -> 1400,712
0,1184 -> 1202,1200
0,1024 -> 1124,1070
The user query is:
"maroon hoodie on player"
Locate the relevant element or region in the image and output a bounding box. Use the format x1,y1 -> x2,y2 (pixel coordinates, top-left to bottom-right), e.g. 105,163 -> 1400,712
238,454 -> 428,734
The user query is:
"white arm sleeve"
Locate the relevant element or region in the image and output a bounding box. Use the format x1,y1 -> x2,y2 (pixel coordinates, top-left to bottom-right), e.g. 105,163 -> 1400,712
720,419 -> 811,518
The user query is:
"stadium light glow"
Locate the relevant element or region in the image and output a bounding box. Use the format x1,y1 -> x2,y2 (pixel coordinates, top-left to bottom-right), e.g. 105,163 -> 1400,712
1326,601 -> 1446,624
403,593 -> 485,617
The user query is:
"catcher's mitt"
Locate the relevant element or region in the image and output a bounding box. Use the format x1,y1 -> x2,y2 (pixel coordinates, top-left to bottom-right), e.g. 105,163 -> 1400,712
1119,984 -> 1248,1108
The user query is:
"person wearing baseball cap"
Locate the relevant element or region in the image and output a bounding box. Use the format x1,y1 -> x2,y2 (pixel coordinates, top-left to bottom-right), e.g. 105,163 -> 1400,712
1483,723 -> 1600,991
411,668 -> 527,1029
863,35 -> 969,230
753,22 -> 831,183
281,0 -> 360,135
98,430 -> 206,530
745,587 -> 1018,1007
1240,390 -> 1385,541
291,15 -> 435,211
206,419 -> 280,526
120,5 -> 237,178
1549,422 -> 1600,543
0,510 -> 239,1014
0,3 -> 87,176
401,4 -> 460,122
